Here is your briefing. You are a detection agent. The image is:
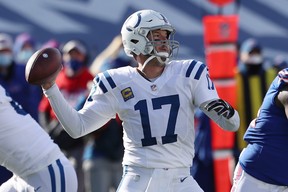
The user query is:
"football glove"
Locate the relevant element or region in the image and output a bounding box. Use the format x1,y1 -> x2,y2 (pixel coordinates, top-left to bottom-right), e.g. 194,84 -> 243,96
204,99 -> 235,119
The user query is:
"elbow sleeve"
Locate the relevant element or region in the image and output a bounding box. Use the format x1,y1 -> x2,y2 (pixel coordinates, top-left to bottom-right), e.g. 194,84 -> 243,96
200,99 -> 240,132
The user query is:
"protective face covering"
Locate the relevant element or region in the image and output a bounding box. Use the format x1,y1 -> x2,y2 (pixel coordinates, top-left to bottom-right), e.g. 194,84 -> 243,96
246,55 -> 263,65
0,53 -> 13,67
65,59 -> 83,72
16,49 -> 34,64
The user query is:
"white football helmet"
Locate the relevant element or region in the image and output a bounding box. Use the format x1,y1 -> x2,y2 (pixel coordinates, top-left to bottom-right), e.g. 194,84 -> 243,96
121,9 -> 179,63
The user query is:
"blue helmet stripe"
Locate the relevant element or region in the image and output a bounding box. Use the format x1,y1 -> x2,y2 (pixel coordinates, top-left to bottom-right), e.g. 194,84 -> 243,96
126,12 -> 141,32
160,13 -> 168,23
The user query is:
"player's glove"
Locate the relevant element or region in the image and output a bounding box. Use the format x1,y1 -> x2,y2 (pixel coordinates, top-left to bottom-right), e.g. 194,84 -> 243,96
204,99 -> 235,119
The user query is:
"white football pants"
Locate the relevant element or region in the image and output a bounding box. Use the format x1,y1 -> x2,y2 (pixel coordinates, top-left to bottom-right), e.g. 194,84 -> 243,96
231,163 -> 288,192
116,165 -> 204,192
0,156 -> 77,192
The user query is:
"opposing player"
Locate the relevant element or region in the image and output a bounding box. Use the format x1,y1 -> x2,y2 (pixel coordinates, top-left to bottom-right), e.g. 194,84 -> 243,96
0,85 -> 77,192
231,68 -> 288,192
40,9 -> 239,191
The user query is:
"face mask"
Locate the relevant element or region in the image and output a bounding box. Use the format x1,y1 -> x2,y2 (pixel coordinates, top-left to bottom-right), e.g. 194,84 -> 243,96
65,59 -> 83,72
16,49 -> 34,64
246,55 -> 263,65
0,53 -> 13,67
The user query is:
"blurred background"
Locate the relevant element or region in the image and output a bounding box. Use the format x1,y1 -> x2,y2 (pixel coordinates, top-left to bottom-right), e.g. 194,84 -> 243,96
1,1 -> 288,192
0,0 -> 287,63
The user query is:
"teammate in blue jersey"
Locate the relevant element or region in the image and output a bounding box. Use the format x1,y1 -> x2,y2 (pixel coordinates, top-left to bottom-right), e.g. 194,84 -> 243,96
231,68 -> 288,192
40,9 -> 239,192
0,85 -> 77,192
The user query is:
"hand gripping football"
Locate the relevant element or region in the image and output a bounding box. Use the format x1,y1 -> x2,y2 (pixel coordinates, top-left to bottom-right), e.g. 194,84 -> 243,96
25,47 -> 62,85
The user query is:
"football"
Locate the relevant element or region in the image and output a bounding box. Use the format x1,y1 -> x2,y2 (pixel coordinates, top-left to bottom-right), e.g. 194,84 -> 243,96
25,47 -> 62,85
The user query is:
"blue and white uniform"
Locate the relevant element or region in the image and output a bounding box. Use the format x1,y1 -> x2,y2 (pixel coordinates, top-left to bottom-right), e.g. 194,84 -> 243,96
232,69 -> 288,191
44,59 -> 239,191
0,85 -> 77,192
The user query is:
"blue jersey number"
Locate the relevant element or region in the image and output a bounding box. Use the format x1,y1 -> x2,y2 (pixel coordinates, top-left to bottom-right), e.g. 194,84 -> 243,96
134,95 -> 180,147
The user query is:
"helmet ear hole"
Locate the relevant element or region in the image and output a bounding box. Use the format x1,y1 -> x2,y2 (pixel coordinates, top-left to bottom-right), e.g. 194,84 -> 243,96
131,39 -> 139,44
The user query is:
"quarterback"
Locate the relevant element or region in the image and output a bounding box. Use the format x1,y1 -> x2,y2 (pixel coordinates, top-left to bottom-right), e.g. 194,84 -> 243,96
0,85 -> 77,192
41,9 -> 240,192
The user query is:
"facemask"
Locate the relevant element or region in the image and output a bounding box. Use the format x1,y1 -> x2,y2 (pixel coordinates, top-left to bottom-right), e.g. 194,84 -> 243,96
16,49 -> 34,64
246,55 -> 263,65
65,59 -> 83,72
0,53 -> 13,67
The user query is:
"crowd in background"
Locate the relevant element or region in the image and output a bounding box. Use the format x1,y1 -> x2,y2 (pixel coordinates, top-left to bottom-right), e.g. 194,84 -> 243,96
0,31 -> 287,192
0,32 -> 136,192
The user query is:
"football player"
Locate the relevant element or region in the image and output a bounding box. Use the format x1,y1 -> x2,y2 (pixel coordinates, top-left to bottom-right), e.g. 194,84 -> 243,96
0,85 -> 77,192
231,69 -> 288,191
41,9 -> 239,192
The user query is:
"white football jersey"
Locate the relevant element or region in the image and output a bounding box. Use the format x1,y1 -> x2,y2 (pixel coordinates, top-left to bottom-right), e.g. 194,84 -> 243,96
83,59 -> 219,168
0,85 -> 63,177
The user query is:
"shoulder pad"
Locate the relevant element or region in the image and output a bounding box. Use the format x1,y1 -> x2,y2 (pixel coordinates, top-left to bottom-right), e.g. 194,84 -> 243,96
93,71 -> 117,94
184,59 -> 207,80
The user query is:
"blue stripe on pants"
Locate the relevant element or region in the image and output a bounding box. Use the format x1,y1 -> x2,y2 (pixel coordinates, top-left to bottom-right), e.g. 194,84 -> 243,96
56,159 -> 66,192
48,159 -> 66,192
48,164 -> 56,192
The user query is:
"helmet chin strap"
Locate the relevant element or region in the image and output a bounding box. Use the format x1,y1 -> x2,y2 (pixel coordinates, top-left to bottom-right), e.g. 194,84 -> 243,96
141,55 -> 156,71
140,52 -> 169,71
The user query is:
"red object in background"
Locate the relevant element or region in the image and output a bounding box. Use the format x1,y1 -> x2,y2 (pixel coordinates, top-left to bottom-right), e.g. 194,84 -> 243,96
209,0 -> 234,7
213,156 -> 233,192
210,78 -> 237,150
203,15 -> 239,45
202,13 -> 238,192
210,120 -> 235,149
206,45 -> 237,79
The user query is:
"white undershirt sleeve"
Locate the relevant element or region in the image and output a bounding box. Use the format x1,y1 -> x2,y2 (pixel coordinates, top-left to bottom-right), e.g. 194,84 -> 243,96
199,99 -> 240,132
43,84 -> 110,138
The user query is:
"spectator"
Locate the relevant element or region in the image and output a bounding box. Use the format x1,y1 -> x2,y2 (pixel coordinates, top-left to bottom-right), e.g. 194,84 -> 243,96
272,55 -> 288,72
13,32 -> 36,66
41,38 -> 60,49
0,33 -> 42,121
235,38 -> 276,151
38,39 -> 93,192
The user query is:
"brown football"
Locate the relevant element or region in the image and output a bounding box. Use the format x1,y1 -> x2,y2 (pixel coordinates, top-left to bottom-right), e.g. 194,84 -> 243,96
25,47 -> 62,85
